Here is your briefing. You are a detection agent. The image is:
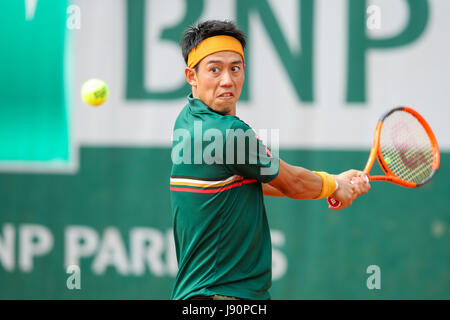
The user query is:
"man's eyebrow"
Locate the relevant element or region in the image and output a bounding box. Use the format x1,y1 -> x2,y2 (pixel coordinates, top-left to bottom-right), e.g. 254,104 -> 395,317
206,60 -> 243,65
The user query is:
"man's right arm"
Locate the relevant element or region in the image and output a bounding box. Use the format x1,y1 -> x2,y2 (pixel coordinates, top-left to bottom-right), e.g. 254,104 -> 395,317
267,159 -> 370,210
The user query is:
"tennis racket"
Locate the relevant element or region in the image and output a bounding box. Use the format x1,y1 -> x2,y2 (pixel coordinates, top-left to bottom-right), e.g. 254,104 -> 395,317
328,106 -> 440,208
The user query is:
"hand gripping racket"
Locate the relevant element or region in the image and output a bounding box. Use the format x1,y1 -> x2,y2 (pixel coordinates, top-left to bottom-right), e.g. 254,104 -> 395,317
328,106 -> 440,208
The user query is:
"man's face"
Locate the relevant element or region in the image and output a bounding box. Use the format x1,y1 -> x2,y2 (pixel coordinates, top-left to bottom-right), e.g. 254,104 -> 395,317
186,51 -> 245,116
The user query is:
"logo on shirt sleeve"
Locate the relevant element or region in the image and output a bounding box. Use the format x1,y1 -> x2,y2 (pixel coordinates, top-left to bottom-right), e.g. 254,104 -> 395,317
255,133 -> 273,158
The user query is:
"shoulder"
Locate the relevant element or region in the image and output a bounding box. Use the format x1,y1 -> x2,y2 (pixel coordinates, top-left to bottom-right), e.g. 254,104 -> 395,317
203,116 -> 252,136
227,117 -> 254,132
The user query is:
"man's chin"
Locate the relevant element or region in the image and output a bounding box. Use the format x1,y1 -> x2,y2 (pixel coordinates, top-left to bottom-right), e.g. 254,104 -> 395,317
212,108 -> 231,116
211,102 -> 236,116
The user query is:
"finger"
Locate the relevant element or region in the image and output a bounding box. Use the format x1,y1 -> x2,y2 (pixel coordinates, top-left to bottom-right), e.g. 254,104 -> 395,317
352,176 -> 369,187
351,177 -> 362,184
354,182 -> 370,196
362,183 -> 371,194
356,174 -> 369,184
350,169 -> 364,177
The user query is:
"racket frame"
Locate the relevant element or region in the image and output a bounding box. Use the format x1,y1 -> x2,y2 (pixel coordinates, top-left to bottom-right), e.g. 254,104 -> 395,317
327,106 -> 440,208
366,106 -> 440,188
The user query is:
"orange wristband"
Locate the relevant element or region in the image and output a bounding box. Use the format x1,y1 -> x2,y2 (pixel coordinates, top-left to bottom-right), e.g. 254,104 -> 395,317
312,171 -> 338,199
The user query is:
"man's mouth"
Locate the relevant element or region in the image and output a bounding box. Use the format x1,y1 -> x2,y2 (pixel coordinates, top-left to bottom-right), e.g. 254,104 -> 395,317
218,92 -> 234,98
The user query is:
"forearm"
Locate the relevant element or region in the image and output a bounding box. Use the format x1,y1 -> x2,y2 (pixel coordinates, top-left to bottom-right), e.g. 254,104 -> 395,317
286,166 -> 323,200
268,160 -> 324,200
262,183 -> 286,197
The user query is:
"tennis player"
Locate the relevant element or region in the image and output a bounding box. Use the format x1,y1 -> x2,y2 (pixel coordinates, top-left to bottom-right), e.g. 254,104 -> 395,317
170,20 -> 370,300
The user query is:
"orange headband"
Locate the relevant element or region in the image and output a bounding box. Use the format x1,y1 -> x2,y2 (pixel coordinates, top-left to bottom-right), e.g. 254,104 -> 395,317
187,35 -> 245,68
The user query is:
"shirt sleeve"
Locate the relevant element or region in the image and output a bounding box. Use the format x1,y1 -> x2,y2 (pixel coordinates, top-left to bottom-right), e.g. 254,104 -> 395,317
223,119 -> 279,183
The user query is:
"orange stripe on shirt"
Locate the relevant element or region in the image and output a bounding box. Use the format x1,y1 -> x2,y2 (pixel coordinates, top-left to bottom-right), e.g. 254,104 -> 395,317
170,175 -> 244,188
170,179 -> 258,193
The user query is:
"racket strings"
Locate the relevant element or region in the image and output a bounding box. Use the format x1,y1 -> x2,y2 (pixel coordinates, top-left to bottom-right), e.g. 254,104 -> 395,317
379,111 -> 434,184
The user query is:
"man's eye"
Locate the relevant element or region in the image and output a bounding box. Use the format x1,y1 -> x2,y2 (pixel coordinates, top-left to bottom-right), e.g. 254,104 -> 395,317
231,66 -> 240,72
210,67 -> 220,73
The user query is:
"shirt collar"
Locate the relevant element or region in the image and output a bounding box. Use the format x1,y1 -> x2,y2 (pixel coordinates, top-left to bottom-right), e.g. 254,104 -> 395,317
187,93 -> 216,115
187,93 -> 239,118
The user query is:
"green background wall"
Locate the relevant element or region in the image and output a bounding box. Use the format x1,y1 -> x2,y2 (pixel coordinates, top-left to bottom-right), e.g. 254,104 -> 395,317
0,0 -> 448,299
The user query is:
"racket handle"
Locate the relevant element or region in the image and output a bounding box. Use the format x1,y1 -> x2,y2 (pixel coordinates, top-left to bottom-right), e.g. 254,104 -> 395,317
328,197 -> 341,208
328,196 -> 341,208
327,174 -> 369,208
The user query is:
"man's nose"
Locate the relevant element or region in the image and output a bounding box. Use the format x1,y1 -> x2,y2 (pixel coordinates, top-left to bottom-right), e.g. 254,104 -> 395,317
220,71 -> 233,87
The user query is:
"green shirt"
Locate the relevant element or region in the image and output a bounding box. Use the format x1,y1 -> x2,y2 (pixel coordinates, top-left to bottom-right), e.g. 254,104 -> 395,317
170,94 -> 279,300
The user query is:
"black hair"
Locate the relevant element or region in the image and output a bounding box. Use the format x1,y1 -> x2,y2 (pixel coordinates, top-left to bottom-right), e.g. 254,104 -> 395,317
181,20 -> 246,67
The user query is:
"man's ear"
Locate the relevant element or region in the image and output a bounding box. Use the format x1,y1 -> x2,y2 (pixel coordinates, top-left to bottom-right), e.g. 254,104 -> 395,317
185,67 -> 197,87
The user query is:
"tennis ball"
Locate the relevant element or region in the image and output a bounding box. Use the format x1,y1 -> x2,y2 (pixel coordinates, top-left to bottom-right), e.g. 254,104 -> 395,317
81,79 -> 108,106
385,157 -> 392,165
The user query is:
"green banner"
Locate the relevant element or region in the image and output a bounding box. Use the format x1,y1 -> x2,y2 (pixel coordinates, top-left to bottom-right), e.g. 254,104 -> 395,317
0,148 -> 448,299
0,0 -> 70,163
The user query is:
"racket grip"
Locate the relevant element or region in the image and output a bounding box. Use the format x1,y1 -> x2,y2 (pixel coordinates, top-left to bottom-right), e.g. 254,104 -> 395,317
327,174 -> 369,209
328,196 -> 341,208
